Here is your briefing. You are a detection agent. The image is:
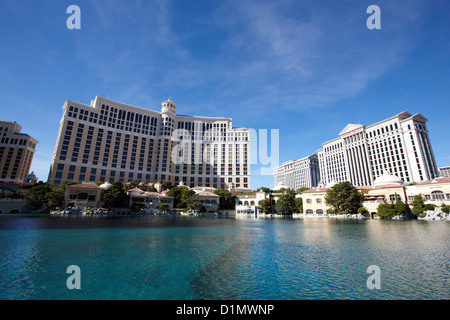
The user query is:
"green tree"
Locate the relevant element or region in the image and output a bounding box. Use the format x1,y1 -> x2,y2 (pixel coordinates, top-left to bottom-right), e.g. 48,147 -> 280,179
394,200 -> 411,217
256,187 -> 271,194
377,203 -> 396,219
325,181 -> 361,214
276,187 -> 292,194
410,195 -> 426,216
161,181 -> 173,191
181,189 -> 203,211
441,204 -> 450,214
23,182 -> 65,211
358,206 -> 370,217
0,190 -> 13,199
214,189 -> 236,210
166,185 -> 190,208
295,197 -> 303,213
256,199 -> 272,214
275,190 -> 297,215
131,202 -> 146,212
128,180 -> 140,190
158,203 -> 170,214
102,181 -> 128,208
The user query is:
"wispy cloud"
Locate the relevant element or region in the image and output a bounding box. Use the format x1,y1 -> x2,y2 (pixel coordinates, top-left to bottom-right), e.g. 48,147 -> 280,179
64,0 -> 430,117
203,0 -> 429,113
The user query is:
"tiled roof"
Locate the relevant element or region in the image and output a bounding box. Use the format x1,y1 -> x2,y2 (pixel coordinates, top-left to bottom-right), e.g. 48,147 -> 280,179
415,177 -> 450,185
196,191 -> 219,197
302,187 -> 330,193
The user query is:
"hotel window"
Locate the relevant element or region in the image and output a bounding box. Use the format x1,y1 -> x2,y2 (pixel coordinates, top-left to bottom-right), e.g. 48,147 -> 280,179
431,191 -> 445,201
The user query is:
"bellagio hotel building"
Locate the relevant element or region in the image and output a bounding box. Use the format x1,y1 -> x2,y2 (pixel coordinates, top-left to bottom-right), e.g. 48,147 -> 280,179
48,96 -> 251,189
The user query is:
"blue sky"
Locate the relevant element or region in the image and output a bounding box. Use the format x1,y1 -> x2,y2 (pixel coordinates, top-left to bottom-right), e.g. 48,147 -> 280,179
1,0 -> 449,190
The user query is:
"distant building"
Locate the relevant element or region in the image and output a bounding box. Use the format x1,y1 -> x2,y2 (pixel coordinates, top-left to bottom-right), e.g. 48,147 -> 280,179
317,111 -> 438,187
0,120 -> 38,185
191,186 -> 220,212
235,192 -> 267,215
48,96 -> 250,189
273,154 -> 320,190
127,187 -> 174,213
438,166 -> 450,178
64,183 -> 105,208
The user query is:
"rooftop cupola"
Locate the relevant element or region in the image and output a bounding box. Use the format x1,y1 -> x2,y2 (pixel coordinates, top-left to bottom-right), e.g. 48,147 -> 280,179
161,98 -> 177,114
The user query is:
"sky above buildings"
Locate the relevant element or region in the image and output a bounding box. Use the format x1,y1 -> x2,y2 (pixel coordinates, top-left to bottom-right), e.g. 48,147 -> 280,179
1,0 -> 449,189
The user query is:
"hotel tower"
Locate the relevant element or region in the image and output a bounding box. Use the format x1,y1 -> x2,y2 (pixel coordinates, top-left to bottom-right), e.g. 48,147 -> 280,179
273,154 -> 320,190
317,111 -> 438,187
0,120 -> 38,184
48,96 -> 251,189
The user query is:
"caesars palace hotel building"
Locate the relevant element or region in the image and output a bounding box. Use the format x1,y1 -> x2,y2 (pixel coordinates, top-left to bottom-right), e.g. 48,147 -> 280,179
48,96 -> 251,189
317,111 -> 439,187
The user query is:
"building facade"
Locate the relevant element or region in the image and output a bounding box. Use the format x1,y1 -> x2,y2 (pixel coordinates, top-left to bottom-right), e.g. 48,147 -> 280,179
48,96 -> 251,189
273,154 -> 320,190
127,187 -> 174,213
301,175 -> 450,216
438,166 -> 450,178
64,183 -> 105,208
317,111 -> 438,187
0,120 -> 38,185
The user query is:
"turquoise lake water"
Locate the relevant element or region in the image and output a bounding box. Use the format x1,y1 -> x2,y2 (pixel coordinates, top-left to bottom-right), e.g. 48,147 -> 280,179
0,214 -> 448,300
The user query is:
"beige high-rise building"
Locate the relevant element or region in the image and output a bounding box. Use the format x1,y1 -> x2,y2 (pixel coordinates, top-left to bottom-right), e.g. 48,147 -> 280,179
48,96 -> 251,189
273,154 -> 320,190
0,120 -> 38,184
317,111 -> 439,187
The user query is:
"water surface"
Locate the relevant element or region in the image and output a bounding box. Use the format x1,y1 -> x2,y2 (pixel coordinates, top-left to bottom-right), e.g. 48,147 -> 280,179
0,215 -> 448,300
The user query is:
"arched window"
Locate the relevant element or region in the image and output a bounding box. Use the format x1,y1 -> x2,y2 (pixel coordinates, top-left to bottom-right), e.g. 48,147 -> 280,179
239,201 -> 242,205
316,209 -> 323,214
327,209 -> 335,214
250,201 -> 255,206
244,201 -> 249,206
431,191 -> 445,200
306,209 -> 313,214
211,200 -> 217,205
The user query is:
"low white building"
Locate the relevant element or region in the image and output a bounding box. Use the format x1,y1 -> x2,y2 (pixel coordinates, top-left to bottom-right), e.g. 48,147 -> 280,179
191,187 -> 220,212
127,187 -> 174,213
236,192 -> 267,216
406,177 -> 450,206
